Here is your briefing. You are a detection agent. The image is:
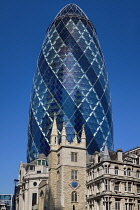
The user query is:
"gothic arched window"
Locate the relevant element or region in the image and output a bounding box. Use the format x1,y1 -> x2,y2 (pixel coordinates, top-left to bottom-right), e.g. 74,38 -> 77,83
71,191 -> 77,202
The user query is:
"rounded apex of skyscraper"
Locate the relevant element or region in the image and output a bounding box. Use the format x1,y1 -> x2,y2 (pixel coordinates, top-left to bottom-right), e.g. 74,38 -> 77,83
55,4 -> 88,19
27,4 -> 113,162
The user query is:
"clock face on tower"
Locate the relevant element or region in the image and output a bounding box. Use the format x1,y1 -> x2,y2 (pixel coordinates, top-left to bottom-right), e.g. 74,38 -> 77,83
71,181 -> 78,188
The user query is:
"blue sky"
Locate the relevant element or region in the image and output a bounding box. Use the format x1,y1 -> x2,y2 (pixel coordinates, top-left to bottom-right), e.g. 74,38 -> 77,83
0,0 -> 140,193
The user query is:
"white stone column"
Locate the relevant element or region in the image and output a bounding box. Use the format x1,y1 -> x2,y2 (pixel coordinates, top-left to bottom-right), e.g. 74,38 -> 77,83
24,182 -> 29,210
110,197 -> 115,210
121,198 -> 126,210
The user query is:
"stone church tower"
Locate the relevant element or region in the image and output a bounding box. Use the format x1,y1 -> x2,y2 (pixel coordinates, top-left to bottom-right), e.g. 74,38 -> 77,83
48,114 -> 86,210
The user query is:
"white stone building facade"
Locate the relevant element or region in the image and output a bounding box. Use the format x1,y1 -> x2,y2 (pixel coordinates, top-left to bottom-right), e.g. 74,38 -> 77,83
86,147 -> 140,210
16,115 -> 140,210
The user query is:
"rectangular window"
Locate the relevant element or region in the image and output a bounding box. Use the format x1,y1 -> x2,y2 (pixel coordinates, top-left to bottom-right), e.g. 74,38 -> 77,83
138,201 -> 140,210
127,200 -> 133,210
71,191 -> 77,202
114,182 -> 120,191
37,160 -> 41,165
137,184 -> 140,193
32,193 -> 37,206
115,199 -> 120,210
104,165 -> 109,174
115,167 -> 119,175
71,152 -> 77,162
71,170 -> 78,180
124,182 -> 127,191
127,169 -> 131,177
128,182 -> 131,192
124,168 -> 127,176
97,183 -> 100,193
42,160 -> 46,165
105,197 -> 110,210
124,182 -> 132,192
57,153 -> 60,164
29,166 -> 35,170
105,179 -> 110,191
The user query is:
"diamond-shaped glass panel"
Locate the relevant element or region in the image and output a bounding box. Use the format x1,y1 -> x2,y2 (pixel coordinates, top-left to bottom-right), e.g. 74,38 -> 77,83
27,4 -> 113,162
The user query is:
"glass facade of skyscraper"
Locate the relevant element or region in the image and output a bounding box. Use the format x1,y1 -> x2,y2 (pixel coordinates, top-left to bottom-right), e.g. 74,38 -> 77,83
27,4 -> 113,162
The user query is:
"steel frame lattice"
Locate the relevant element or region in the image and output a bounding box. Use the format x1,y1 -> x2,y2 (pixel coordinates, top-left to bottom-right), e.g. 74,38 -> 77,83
27,4 -> 113,162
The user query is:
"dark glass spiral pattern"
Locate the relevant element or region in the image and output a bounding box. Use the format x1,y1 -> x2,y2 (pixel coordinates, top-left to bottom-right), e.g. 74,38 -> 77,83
27,4 -> 113,162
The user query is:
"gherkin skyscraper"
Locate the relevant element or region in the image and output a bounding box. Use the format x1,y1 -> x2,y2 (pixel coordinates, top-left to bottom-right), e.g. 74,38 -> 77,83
27,4 -> 113,162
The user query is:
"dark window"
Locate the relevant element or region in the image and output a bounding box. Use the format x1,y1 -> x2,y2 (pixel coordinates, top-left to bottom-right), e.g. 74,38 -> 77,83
71,191 -> 77,202
104,165 -> 109,174
128,182 -> 132,192
57,153 -> 60,164
124,168 -> 127,176
114,181 -> 120,191
29,166 -> 35,170
32,193 -> 37,206
138,200 -> 140,210
71,170 -> 78,179
42,160 -> 46,165
71,152 -> 77,162
127,168 -> 131,176
33,182 -> 37,186
137,184 -> 140,193
37,171 -> 41,174
115,167 -> 119,175
115,199 -> 120,210
136,170 -> 140,178
105,179 -> 110,191
37,160 -> 41,165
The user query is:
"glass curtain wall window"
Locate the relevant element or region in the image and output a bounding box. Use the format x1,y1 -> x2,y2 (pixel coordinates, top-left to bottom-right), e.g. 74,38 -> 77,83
27,3 -> 114,162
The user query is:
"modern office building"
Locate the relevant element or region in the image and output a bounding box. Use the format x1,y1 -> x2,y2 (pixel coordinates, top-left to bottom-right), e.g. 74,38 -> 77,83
27,4 -> 113,162
0,195 -> 13,210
